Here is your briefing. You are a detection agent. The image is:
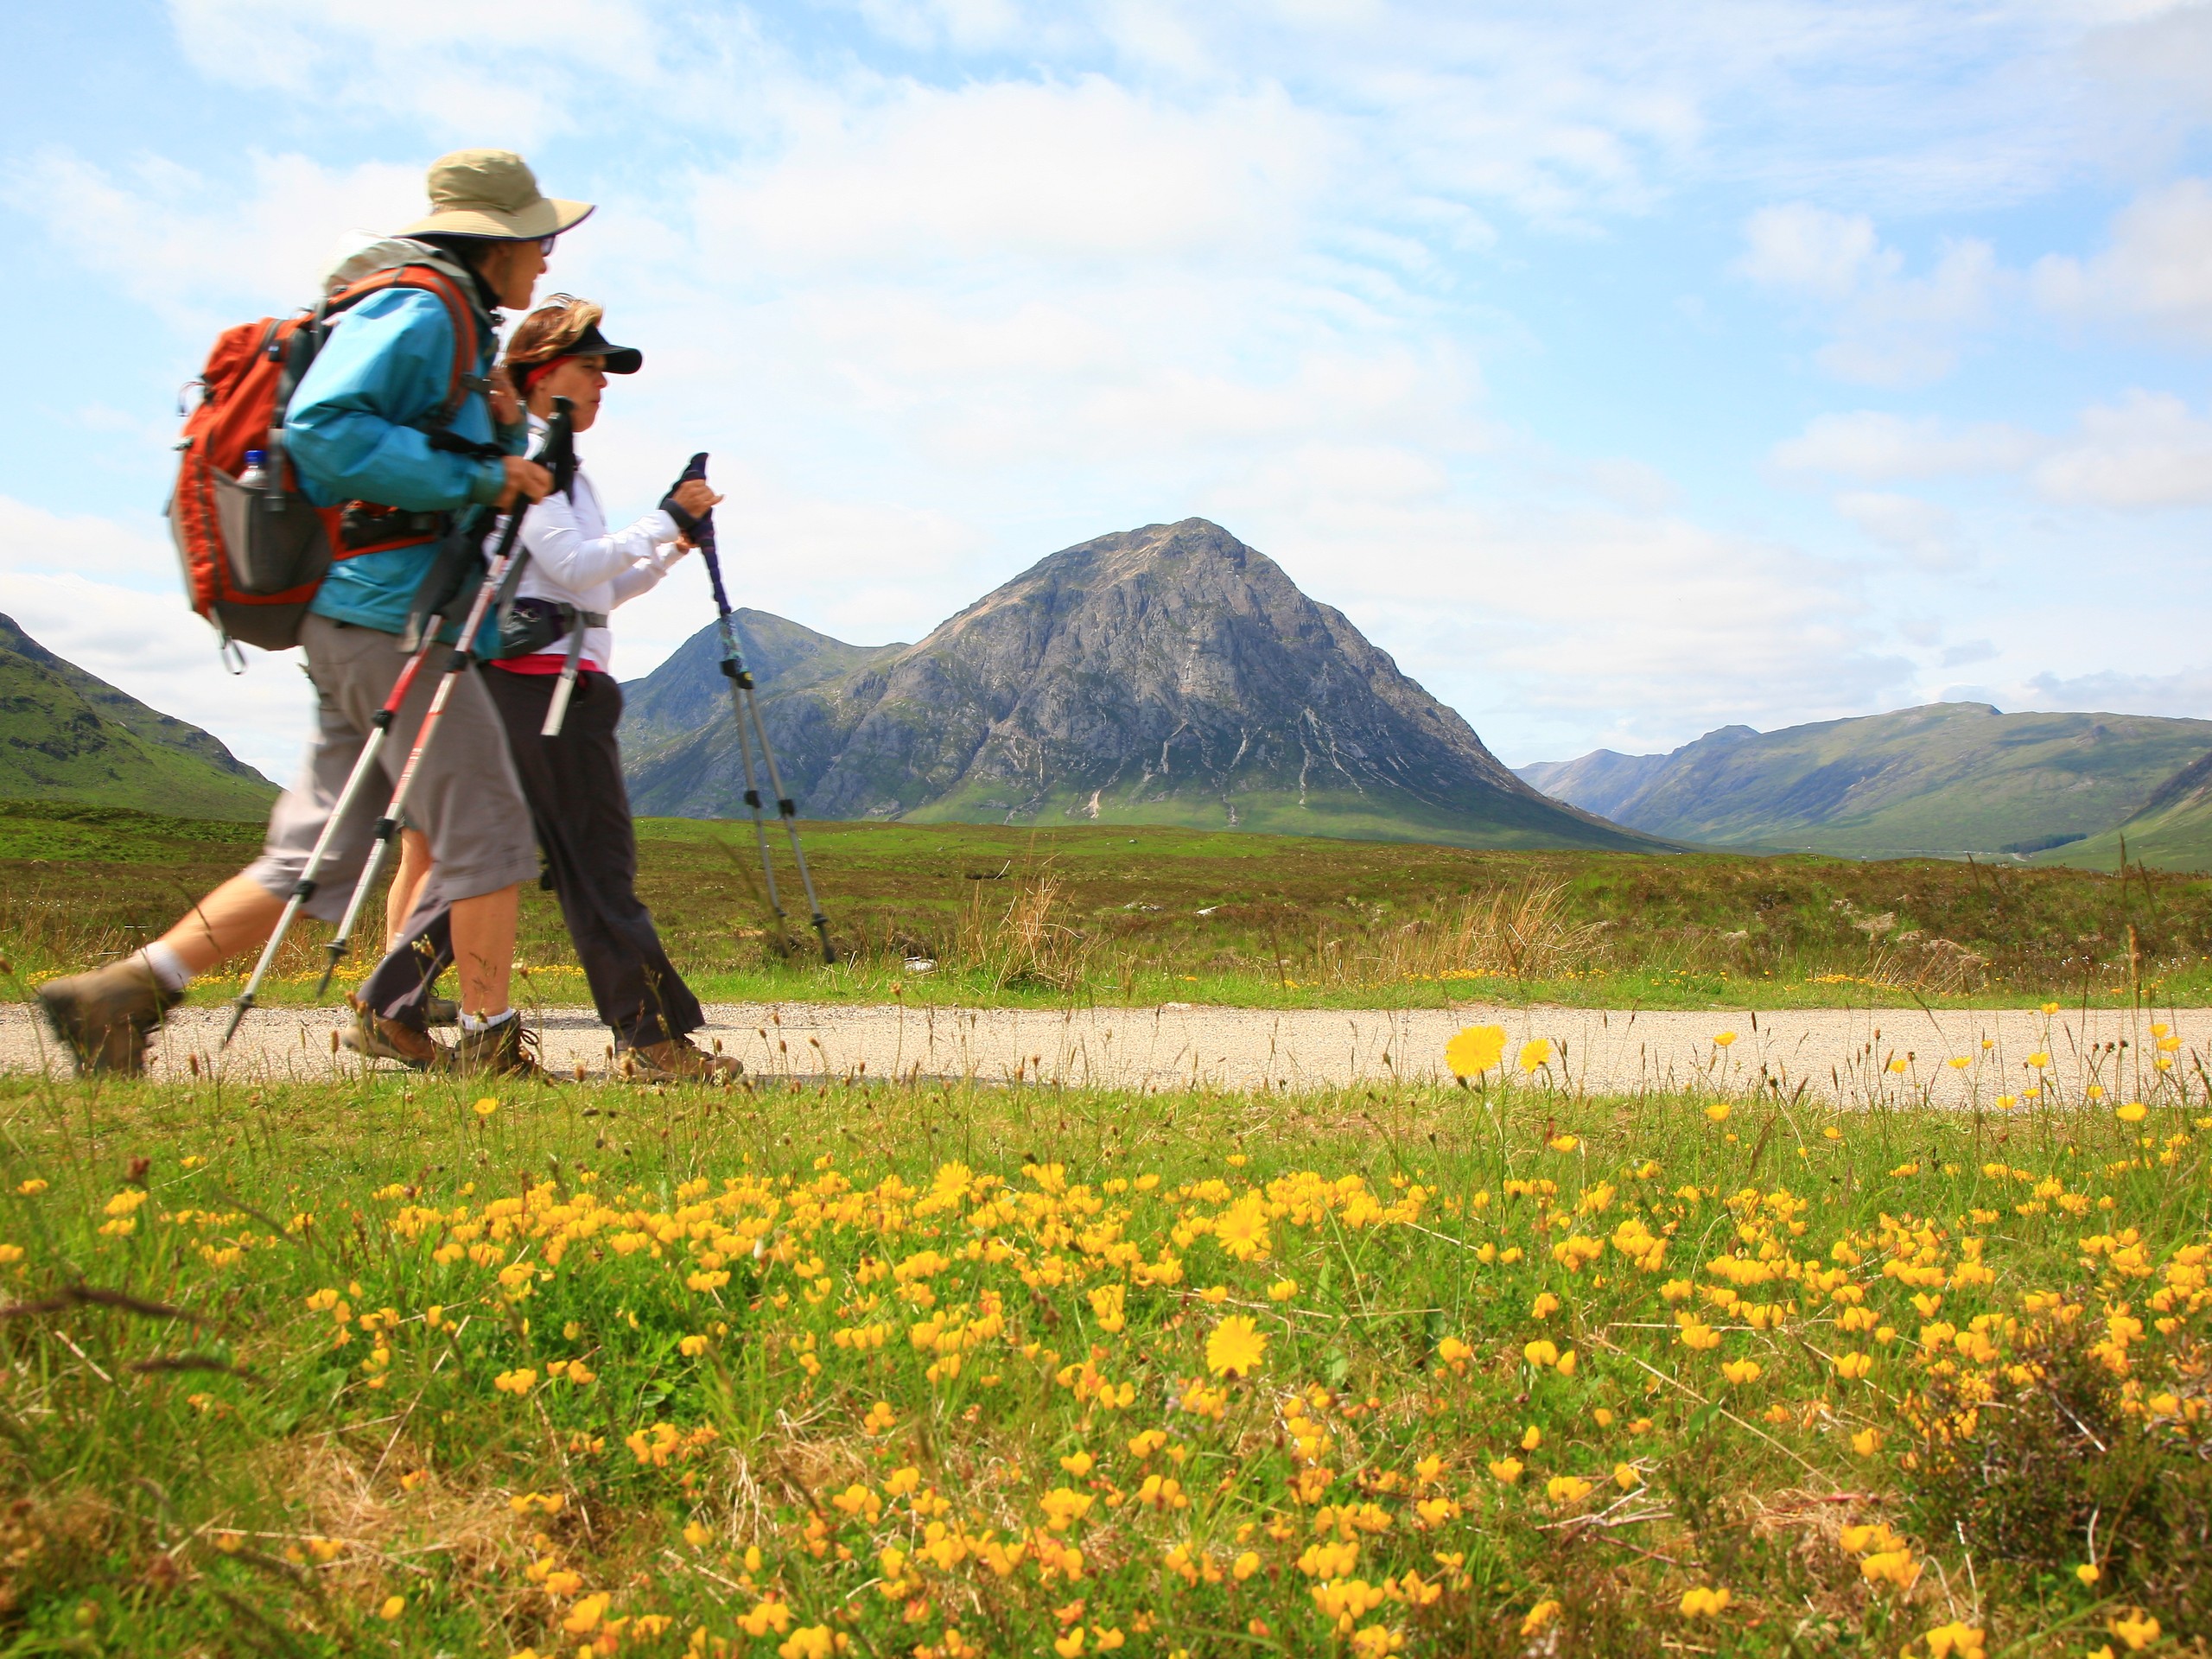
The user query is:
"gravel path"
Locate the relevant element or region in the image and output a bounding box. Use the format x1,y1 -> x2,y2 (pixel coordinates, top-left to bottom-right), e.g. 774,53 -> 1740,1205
1,1000 -> 2196,1105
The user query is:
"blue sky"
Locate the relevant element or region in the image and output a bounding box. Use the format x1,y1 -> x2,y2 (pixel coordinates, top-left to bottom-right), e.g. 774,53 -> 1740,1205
5,1 -> 2212,782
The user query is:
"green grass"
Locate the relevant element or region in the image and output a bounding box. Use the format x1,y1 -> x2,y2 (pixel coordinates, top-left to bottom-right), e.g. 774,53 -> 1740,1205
3,805 -> 2211,1012
0,1065 -> 2205,1656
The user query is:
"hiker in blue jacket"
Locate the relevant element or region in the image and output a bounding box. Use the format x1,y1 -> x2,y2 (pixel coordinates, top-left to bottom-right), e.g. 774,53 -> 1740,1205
38,149 -> 590,1077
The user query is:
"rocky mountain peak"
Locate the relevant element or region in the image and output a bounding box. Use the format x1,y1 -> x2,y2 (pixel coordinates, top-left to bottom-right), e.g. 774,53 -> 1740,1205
622,519 -> 1655,851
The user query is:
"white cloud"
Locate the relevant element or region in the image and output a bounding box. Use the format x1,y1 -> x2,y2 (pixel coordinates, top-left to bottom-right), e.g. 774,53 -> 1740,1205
1739,203 -> 1893,300
852,0 -> 1033,53
1770,410 -> 2041,480
2031,389 -> 2212,507
166,0 -> 669,141
1739,205 -> 1998,385
2033,177 -> 2212,345
1775,393 -> 2212,514
1833,490 -> 1973,569
3,148 -> 421,324
2021,663 -> 2212,718
1230,490 -> 1910,760
693,75 -> 1339,272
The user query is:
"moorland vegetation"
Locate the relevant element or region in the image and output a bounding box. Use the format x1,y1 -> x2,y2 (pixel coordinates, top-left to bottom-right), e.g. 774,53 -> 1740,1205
2,804 -> 2207,1013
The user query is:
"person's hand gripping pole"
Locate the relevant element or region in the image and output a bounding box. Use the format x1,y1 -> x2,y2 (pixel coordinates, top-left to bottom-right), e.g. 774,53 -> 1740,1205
669,453 -> 835,963
308,397 -> 578,1001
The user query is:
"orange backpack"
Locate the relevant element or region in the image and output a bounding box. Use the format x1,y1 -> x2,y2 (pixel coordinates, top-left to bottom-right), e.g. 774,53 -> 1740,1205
168,256 -> 487,657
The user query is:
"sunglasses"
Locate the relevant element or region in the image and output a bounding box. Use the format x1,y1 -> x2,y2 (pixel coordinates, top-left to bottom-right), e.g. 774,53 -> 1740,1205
536,234 -> 558,257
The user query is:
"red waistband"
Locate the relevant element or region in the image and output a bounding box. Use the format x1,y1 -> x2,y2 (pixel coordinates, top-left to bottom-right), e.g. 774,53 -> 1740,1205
492,653 -> 602,677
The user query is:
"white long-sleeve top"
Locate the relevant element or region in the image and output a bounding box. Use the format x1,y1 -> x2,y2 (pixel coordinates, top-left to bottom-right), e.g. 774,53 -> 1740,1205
493,425 -> 686,675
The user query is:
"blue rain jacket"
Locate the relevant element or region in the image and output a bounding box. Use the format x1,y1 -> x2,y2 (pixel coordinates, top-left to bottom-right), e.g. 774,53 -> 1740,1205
285,287 -> 520,636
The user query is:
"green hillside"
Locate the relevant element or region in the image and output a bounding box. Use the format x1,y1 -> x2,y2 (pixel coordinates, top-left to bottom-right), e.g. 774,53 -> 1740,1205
1522,702 -> 2212,861
2040,748 -> 2212,872
0,614 -> 276,821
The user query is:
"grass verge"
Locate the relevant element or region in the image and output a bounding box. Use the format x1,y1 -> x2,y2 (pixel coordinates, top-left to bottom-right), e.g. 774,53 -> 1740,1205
0,1063 -> 2205,1656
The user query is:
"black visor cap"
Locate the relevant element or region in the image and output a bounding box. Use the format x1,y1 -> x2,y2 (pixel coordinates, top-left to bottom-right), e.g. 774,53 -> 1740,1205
569,319 -> 642,375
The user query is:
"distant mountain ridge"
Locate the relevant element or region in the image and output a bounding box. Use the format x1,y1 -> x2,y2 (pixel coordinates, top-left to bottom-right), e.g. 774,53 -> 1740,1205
0,615 -> 276,821
623,518 -> 1659,851
1518,702 -> 2212,861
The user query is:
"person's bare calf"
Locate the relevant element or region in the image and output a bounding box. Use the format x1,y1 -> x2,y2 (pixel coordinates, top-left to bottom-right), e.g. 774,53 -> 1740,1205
449,883 -> 537,1076
35,873 -> 284,1074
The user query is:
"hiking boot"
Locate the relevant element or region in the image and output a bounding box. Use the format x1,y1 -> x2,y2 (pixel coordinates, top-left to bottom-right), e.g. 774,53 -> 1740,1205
453,1015 -> 543,1078
37,960 -> 182,1077
339,998 -> 448,1071
619,1038 -> 739,1084
424,996 -> 460,1027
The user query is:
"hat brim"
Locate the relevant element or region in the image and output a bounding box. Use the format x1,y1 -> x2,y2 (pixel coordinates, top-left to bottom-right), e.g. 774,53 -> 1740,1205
522,345 -> 644,376
396,197 -> 594,241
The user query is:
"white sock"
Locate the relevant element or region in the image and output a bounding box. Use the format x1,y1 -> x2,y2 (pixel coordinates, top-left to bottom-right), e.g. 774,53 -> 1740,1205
129,943 -> 193,994
459,1007 -> 517,1033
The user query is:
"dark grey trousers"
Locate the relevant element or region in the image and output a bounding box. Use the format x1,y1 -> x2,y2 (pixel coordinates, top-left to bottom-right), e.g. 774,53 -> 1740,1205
357,667 -> 704,1046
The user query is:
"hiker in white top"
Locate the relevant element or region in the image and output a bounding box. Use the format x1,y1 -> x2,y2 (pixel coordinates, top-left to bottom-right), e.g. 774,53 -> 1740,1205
499,412 -> 686,677
349,296 -> 729,1082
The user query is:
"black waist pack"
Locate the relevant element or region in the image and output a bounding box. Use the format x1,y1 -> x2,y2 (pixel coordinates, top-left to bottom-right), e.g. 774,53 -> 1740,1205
493,595 -> 577,659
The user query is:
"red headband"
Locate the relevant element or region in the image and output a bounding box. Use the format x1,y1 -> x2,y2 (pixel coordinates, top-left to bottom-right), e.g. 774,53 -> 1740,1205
520,356 -> 572,393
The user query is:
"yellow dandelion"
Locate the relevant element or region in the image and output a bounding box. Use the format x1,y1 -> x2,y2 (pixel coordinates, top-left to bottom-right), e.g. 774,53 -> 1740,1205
1713,1031 -> 1737,1047
1445,1025 -> 1507,1078
1205,1315 -> 1267,1380
1518,1039 -> 1553,1074
473,1097 -> 499,1117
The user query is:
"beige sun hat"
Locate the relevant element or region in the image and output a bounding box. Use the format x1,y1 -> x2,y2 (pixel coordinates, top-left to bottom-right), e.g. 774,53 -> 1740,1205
397,149 -> 594,241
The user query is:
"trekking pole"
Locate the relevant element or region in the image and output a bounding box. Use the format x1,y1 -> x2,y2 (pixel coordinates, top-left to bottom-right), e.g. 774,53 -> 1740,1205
220,625 -> 453,1047
721,620 -> 793,955
673,453 -> 835,963
539,626 -> 588,737
312,400 -> 578,996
